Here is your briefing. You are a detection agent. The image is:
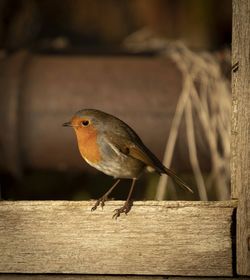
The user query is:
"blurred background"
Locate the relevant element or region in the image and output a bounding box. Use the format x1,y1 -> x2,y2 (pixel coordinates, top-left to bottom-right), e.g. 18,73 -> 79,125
0,0 -> 232,201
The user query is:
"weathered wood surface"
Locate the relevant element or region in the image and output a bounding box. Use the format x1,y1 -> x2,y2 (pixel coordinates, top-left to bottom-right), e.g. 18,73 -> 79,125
231,0 -> 250,276
0,275 -> 246,280
0,276 -> 247,280
0,201 -> 236,276
0,275 -> 165,280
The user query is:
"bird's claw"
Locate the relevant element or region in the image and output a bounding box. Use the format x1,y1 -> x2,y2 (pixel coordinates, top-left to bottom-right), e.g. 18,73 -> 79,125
101,200 -> 105,209
91,205 -> 97,211
91,196 -> 108,212
112,201 -> 133,219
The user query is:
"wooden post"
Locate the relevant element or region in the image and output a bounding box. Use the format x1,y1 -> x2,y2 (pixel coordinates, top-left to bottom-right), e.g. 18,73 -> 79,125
231,0 -> 250,275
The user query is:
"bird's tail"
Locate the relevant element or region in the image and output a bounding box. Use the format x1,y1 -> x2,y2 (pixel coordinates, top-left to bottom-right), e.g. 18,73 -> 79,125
163,166 -> 194,193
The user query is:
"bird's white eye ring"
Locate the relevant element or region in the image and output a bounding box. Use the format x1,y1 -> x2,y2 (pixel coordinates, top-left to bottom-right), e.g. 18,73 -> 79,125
81,120 -> 89,127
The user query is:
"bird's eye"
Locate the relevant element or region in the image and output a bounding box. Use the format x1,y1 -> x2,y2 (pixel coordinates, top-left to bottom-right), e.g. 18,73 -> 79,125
81,120 -> 89,127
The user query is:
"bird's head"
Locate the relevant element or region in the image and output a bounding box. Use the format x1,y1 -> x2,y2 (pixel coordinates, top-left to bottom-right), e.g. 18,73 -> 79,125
63,109 -> 104,137
63,109 -> 106,163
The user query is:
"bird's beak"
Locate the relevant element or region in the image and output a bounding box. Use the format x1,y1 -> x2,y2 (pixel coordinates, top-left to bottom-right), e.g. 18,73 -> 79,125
63,122 -> 72,127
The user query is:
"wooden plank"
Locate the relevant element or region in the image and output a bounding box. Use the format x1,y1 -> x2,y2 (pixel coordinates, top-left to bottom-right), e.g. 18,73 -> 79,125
231,0 -> 250,275
0,275 -> 245,280
0,201 -> 236,276
0,275 -> 246,280
0,276 -> 163,280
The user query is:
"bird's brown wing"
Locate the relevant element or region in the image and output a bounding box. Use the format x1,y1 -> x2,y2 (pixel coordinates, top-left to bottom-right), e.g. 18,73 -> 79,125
129,143 -> 193,193
105,133 -> 193,193
128,144 -> 158,169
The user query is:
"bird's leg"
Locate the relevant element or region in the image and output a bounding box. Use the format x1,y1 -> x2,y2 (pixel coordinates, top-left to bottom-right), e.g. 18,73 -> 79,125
91,179 -> 121,211
113,178 -> 136,219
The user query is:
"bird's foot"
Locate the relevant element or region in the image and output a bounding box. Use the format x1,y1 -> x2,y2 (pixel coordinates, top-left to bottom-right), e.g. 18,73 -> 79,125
112,200 -> 133,219
91,195 -> 109,211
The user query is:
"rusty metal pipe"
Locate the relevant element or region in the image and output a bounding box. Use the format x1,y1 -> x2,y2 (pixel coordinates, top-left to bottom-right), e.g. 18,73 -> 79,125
0,51 -> 211,175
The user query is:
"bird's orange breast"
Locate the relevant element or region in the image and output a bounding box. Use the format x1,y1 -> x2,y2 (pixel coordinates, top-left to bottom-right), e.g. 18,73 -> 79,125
75,126 -> 101,164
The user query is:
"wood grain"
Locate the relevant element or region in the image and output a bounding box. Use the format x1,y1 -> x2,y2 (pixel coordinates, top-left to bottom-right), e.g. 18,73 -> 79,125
0,200 -> 236,276
231,0 -> 250,275
0,275 -> 243,280
0,276 -> 164,280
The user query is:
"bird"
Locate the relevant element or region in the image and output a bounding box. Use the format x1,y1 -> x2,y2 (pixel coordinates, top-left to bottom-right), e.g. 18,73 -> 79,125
63,109 -> 193,218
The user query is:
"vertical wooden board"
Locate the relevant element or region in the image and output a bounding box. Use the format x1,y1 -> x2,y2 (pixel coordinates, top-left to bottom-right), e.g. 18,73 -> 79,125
0,201 -> 235,276
232,0 -> 250,275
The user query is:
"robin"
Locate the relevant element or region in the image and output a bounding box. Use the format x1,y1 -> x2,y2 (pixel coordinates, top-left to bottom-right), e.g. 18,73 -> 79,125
63,109 -> 193,218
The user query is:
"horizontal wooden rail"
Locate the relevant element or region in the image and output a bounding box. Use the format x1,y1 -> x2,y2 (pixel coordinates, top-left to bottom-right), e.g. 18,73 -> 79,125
0,275 -> 243,280
0,200 -> 237,276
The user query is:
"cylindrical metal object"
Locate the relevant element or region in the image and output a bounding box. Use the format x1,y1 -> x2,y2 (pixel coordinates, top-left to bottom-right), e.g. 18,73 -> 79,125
0,51 -> 211,175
